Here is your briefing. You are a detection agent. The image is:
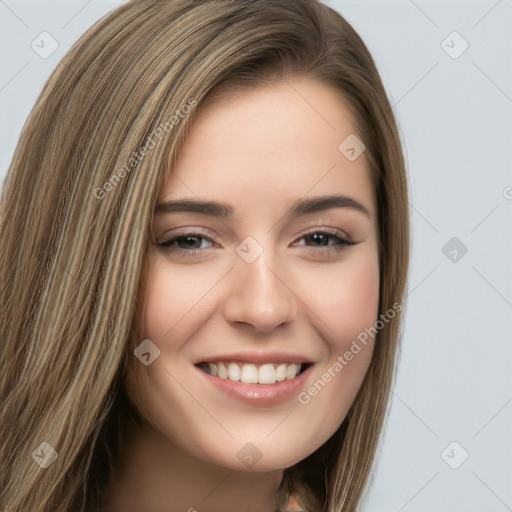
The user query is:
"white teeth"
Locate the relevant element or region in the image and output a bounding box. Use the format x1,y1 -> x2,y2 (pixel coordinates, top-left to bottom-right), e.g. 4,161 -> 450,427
240,364 -> 258,384
217,362 -> 228,379
275,364 -> 287,381
258,363 -> 276,384
200,361 -> 304,384
228,363 -> 240,381
286,363 -> 299,380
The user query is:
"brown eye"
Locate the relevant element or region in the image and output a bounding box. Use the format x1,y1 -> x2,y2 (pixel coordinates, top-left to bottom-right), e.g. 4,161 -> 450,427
295,230 -> 355,254
157,230 -> 217,255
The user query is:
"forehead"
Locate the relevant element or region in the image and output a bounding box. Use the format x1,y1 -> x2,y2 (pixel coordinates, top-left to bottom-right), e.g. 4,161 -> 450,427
159,77 -> 375,218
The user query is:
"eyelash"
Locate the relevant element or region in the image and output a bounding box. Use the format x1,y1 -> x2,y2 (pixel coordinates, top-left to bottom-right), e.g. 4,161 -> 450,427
157,229 -> 355,256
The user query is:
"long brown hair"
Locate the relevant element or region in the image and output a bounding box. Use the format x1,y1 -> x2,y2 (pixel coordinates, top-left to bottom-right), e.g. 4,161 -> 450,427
0,1 -> 410,510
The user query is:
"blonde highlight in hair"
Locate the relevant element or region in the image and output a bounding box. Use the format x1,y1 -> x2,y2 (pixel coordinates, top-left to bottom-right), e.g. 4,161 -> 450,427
0,1 -> 409,510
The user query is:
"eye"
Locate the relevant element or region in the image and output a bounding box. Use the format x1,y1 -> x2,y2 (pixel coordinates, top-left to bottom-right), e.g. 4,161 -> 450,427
156,228 -> 355,257
294,230 -> 355,254
157,230 -> 216,256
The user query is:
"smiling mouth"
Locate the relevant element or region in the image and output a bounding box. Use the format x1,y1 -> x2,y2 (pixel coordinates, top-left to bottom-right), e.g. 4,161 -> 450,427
196,361 -> 312,384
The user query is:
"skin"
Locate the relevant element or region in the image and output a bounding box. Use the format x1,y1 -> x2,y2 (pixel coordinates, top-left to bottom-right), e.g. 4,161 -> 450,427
103,77 -> 380,512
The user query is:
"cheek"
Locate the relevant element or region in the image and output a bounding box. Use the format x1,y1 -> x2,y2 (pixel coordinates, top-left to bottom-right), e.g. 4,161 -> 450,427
294,250 -> 379,427
332,256 -> 380,338
139,258 -> 220,342
125,257 -> 207,411
303,248 -> 380,345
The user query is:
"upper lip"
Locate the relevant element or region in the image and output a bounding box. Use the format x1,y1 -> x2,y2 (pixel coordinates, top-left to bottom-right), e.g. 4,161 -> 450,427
194,351 -> 314,365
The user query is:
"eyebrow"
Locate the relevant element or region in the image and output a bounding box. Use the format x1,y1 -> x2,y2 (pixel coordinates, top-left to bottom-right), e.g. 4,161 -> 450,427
154,194 -> 372,220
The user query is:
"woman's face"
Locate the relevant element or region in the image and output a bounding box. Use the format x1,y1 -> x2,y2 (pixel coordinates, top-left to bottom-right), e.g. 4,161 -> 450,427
128,77 -> 379,471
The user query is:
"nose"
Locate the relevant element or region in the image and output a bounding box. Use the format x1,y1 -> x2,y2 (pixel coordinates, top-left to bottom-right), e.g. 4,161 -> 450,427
222,253 -> 298,333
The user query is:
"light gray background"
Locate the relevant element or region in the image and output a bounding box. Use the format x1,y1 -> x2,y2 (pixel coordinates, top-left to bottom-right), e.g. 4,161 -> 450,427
1,1 -> 511,510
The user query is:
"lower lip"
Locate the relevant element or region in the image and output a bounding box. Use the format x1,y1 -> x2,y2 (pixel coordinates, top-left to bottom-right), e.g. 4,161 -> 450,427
196,364 -> 314,406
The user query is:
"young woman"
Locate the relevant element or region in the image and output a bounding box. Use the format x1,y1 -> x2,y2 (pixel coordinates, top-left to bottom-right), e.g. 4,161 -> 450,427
0,1 -> 410,511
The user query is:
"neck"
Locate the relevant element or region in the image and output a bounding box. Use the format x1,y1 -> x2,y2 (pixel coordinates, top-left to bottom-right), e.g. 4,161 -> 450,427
101,420 -> 284,512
